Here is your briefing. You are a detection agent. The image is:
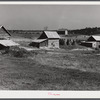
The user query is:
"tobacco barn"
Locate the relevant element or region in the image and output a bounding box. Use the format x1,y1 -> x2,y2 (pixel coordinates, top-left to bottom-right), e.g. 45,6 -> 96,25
30,31 -> 60,48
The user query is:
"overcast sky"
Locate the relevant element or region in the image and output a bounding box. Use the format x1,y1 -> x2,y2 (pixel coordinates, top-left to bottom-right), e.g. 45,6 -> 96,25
0,5 -> 100,30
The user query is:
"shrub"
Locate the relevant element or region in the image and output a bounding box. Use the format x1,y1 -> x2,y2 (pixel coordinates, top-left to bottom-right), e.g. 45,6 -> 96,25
66,39 -> 70,45
9,47 -> 28,57
59,39 -> 65,45
7,47 -> 37,58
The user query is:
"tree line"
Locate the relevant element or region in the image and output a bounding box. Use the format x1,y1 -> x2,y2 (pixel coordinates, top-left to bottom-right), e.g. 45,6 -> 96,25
69,27 -> 100,35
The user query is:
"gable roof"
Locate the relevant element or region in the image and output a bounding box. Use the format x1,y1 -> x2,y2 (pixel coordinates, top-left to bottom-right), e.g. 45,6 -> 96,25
0,26 -> 11,36
90,35 -> 100,41
44,31 -> 60,39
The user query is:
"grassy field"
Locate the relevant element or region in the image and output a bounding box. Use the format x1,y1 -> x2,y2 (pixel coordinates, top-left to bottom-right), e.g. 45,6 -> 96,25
0,44 -> 100,90
0,32 -> 99,90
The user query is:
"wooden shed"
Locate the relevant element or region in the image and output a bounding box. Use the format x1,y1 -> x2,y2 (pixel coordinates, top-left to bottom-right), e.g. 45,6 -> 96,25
81,35 -> 100,48
30,31 -> 60,48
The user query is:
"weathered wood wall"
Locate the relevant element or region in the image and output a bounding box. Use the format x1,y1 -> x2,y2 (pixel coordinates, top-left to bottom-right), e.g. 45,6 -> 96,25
48,39 -> 59,48
40,40 -> 48,48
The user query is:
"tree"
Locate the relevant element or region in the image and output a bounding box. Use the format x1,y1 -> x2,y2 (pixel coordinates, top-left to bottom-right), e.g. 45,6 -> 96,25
66,39 -> 69,45
71,40 -> 75,45
59,39 -> 65,45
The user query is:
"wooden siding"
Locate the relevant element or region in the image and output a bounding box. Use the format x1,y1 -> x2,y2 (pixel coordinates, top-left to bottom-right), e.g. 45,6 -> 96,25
81,42 -> 98,48
48,39 -> 59,48
92,42 -> 97,48
39,40 -> 48,48
81,42 -> 93,48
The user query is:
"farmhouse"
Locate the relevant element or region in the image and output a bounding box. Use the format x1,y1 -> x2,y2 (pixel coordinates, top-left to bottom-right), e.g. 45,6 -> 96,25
81,35 -> 100,48
30,31 -> 60,48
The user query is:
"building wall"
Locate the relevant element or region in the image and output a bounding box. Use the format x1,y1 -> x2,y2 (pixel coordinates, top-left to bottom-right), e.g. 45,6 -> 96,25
81,42 -> 92,47
92,42 -> 97,48
94,42 -> 100,48
48,39 -> 59,48
40,40 -> 48,48
81,42 -> 99,48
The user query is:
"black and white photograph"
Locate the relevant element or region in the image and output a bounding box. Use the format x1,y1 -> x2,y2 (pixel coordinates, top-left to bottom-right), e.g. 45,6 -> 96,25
0,2 -> 100,91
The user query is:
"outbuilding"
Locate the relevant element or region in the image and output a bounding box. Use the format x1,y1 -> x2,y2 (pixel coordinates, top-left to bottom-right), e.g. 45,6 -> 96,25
30,31 -> 60,48
81,35 -> 100,48
57,29 -> 68,37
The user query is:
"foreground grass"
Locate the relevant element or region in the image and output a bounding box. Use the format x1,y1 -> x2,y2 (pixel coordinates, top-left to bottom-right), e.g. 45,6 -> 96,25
0,47 -> 100,90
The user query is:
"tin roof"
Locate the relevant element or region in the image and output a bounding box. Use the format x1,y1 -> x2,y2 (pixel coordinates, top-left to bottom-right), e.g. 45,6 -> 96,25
91,35 -> 100,41
0,40 -> 19,46
32,39 -> 47,43
44,31 -> 60,39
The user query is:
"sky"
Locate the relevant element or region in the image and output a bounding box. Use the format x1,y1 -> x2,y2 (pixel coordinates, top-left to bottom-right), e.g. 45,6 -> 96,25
0,5 -> 100,30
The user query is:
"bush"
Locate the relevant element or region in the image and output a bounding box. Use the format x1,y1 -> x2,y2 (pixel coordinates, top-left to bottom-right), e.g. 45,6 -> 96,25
7,47 -> 37,58
66,39 -> 69,45
59,39 -> 65,45
10,47 -> 28,57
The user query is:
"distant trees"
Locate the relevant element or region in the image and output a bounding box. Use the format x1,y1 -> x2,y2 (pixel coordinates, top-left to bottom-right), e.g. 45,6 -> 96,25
69,27 -> 100,35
